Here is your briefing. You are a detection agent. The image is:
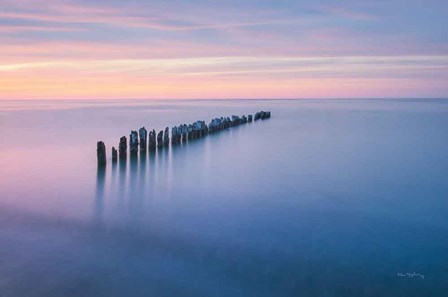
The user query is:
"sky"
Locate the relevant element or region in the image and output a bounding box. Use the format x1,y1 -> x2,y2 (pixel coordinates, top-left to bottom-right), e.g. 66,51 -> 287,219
0,0 -> 447,99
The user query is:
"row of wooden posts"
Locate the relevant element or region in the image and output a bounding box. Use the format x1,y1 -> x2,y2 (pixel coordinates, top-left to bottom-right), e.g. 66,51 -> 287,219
97,111 -> 271,165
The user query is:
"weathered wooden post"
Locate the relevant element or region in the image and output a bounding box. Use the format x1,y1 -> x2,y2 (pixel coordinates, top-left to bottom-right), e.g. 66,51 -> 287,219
177,126 -> 182,143
181,124 -> 187,141
157,130 -> 164,147
164,127 -> 170,145
187,124 -> 193,140
225,117 -> 231,128
204,121 -> 209,135
192,122 -> 198,138
97,141 -> 106,165
231,115 -> 241,126
171,126 -> 176,144
171,126 -> 180,144
139,127 -> 147,153
130,130 -> 138,155
208,119 -> 216,133
112,146 -> 118,162
208,118 -> 216,133
248,114 -> 253,122
119,136 -> 127,159
198,121 -> 207,136
148,130 -> 156,150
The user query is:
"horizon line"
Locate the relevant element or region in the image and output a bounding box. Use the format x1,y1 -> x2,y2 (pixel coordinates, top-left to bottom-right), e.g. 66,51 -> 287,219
1,97 -> 447,101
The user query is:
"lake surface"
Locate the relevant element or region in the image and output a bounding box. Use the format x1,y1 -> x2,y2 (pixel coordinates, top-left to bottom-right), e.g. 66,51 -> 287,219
0,99 -> 447,297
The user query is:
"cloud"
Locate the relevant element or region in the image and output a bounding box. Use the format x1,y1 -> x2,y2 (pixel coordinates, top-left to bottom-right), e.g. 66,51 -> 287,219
0,24 -> 85,33
0,1 -> 300,32
316,5 -> 377,21
2,54 -> 447,82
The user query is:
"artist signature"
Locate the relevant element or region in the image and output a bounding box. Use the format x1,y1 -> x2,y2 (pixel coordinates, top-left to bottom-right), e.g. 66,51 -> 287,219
397,272 -> 425,279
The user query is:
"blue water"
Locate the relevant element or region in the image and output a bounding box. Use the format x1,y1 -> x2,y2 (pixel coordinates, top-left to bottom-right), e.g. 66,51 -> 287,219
0,99 -> 447,296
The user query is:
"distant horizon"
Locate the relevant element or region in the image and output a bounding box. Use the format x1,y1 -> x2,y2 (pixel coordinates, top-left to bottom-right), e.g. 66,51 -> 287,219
1,97 -> 448,101
1,0 -> 447,99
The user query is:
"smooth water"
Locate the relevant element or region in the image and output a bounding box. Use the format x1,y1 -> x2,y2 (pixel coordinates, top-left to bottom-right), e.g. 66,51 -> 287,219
0,99 -> 447,297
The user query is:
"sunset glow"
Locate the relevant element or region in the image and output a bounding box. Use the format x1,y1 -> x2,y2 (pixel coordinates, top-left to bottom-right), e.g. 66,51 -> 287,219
1,0 -> 447,99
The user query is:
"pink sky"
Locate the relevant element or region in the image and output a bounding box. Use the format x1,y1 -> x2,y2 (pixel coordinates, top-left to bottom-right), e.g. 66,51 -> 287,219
0,0 -> 447,99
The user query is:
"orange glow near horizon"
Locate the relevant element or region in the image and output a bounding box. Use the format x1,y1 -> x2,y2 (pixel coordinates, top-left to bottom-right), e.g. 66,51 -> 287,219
1,56 -> 447,99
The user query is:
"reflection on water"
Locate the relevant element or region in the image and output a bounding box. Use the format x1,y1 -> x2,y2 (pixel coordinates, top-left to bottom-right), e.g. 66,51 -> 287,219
1,99 -> 448,297
94,132 -> 215,229
94,164 -> 106,226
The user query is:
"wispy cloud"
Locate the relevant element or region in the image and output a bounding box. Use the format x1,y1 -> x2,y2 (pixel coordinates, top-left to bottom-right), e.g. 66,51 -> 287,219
0,24 -> 85,33
317,5 -> 377,21
1,55 -> 447,83
0,1 -> 300,32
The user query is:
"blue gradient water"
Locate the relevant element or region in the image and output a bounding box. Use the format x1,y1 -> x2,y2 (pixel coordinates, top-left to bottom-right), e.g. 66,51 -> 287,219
0,99 -> 447,296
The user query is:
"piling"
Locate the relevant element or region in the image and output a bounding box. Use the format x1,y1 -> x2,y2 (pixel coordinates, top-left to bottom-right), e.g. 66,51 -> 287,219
148,130 -> 156,150
187,124 -> 193,140
231,115 -> 241,126
139,127 -> 147,153
97,141 -> 106,165
172,126 -> 181,144
164,127 -> 170,145
157,130 -> 164,147
112,146 -> 117,161
130,130 -> 139,155
119,136 -> 127,159
180,124 -> 188,141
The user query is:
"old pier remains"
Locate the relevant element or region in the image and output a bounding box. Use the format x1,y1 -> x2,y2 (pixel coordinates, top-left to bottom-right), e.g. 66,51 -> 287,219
97,111 -> 271,164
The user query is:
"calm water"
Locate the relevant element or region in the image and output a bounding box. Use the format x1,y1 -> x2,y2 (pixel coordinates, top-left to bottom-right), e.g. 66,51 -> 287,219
0,99 -> 447,297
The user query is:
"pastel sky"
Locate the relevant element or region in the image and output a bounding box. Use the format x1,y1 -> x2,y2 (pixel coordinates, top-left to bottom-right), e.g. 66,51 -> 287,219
0,0 -> 447,99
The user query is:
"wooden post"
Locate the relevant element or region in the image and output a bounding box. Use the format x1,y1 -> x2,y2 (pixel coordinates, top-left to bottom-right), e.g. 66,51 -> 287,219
187,124 -> 193,140
148,130 -> 156,150
139,127 -> 147,153
157,130 -> 164,147
180,124 -> 187,141
192,122 -> 199,138
224,117 -> 230,128
112,146 -> 117,162
97,141 -> 106,165
164,127 -> 170,145
130,130 -> 139,155
172,126 -> 180,144
231,115 -> 241,126
119,136 -> 127,159
197,121 -> 207,136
